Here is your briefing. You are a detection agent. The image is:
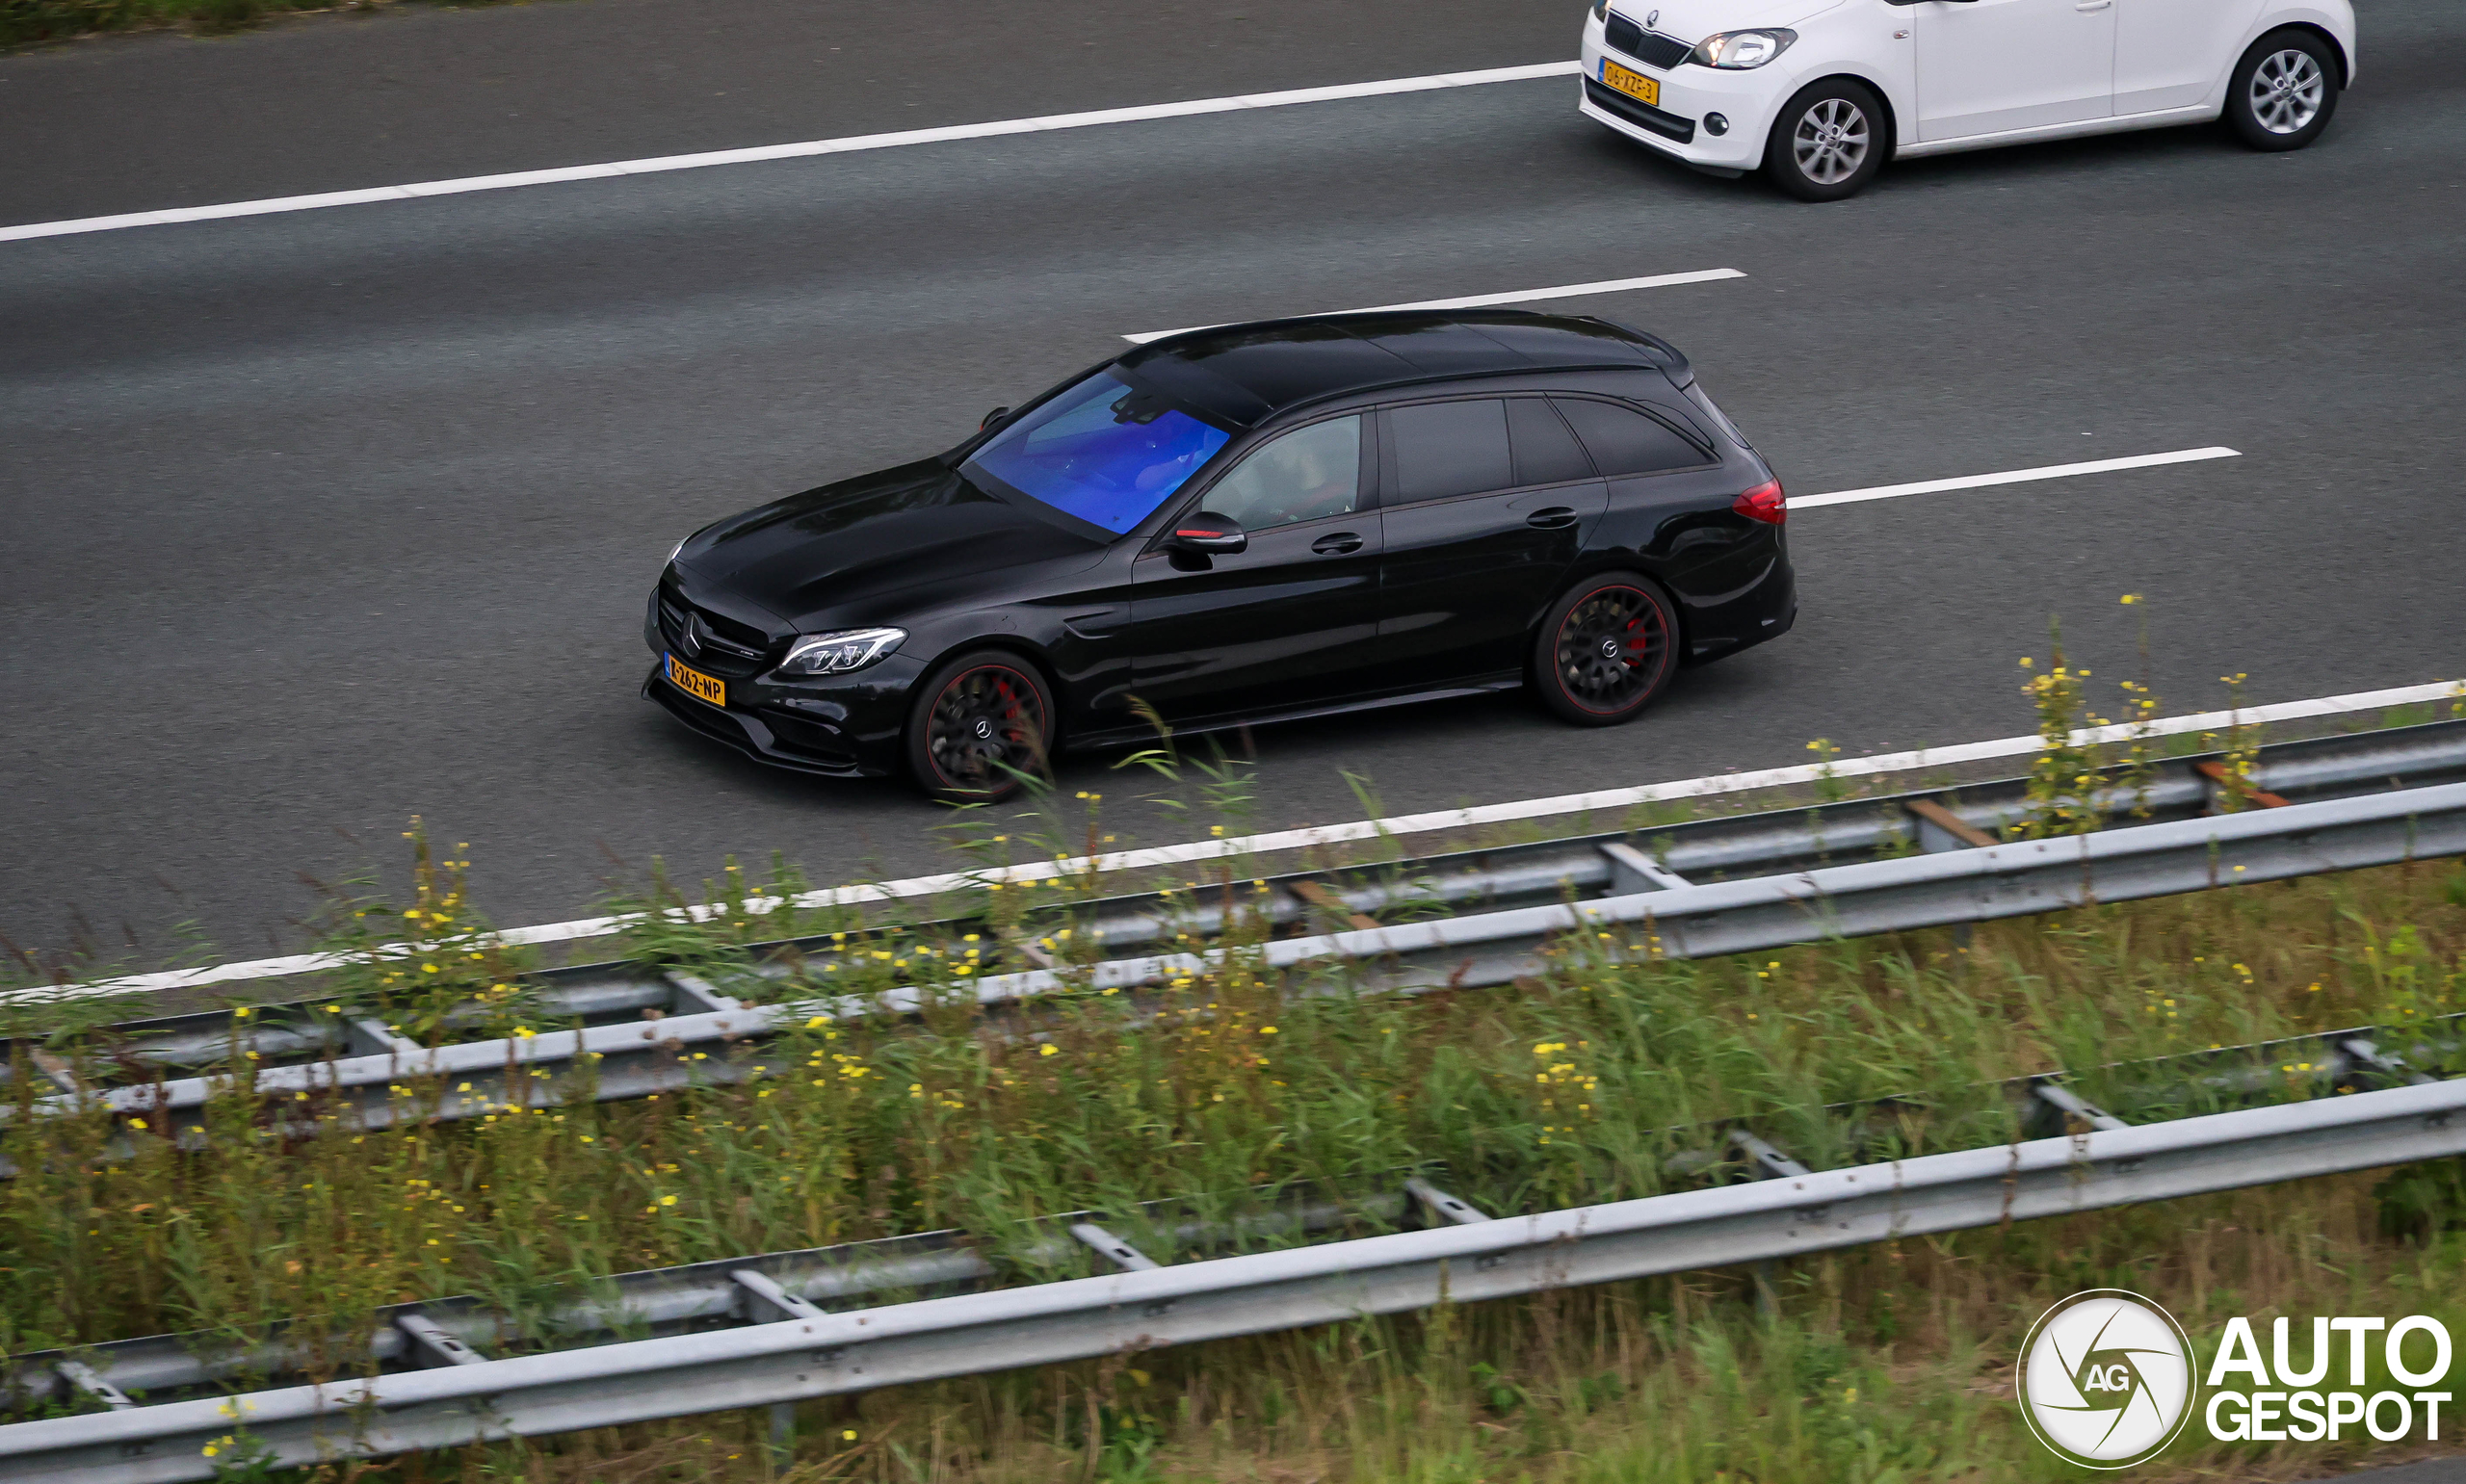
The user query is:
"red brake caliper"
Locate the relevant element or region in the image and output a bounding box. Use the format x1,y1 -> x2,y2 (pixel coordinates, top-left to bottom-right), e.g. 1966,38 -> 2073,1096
1621,600 -> 1651,670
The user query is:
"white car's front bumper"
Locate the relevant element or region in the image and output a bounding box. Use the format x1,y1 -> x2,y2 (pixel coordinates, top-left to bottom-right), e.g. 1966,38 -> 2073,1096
1577,18 -> 1785,173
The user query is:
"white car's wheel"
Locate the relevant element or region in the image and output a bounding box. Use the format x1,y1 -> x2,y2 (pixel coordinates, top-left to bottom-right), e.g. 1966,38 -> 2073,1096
1764,79 -> 1887,202
2225,28 -> 2340,151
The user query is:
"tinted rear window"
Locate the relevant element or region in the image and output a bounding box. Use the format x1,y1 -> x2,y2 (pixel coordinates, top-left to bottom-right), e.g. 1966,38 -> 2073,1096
1552,398 -> 1708,476
1508,398 -> 1596,485
1389,399 -> 1513,502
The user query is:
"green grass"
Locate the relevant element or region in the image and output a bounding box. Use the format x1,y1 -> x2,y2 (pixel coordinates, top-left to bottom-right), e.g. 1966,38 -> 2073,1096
13,842 -> 2458,1351
6,833 -> 2466,1480
8,0 -> 314,47
5,662 -> 2466,1480
0,0 -> 503,53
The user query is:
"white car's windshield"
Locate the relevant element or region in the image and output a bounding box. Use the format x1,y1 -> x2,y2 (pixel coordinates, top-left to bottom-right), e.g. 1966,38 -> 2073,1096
965,370 -> 1233,535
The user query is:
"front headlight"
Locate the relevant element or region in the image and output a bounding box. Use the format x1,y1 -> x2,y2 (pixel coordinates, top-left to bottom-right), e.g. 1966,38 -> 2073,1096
1691,28 -> 1796,68
1591,0 -> 1611,18
775,628 -> 906,677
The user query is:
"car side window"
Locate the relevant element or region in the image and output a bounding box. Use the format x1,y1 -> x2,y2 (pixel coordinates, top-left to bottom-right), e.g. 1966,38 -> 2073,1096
1196,414 -> 1362,533
1551,397 -> 1709,477
1507,398 -> 1596,485
1388,399 -> 1513,503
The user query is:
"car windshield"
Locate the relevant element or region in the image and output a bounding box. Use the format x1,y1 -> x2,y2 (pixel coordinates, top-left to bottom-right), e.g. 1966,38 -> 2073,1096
964,370 -> 1232,536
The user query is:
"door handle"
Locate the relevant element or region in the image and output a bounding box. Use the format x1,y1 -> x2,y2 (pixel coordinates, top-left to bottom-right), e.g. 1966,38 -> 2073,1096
1310,533 -> 1364,555
2073,1 -> 2111,10
1526,507 -> 1579,530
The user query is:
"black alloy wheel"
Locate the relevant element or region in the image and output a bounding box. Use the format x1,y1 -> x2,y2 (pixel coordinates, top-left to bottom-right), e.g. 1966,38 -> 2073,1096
1532,573 -> 1681,726
905,649 -> 1053,802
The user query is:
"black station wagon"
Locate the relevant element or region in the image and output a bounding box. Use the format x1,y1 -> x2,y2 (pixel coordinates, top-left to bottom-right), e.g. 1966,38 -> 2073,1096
647,310 -> 1796,800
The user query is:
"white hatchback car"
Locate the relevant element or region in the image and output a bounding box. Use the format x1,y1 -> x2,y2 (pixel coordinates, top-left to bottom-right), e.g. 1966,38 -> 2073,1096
1578,0 -> 2355,199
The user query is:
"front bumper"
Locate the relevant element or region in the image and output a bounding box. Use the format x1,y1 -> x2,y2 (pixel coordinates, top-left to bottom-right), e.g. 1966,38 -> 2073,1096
642,599 -> 915,777
1578,17 -> 1783,172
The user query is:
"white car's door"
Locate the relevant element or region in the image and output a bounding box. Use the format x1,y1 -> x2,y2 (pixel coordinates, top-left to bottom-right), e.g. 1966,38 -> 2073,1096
2113,0 -> 2261,114
1914,0 -> 2116,141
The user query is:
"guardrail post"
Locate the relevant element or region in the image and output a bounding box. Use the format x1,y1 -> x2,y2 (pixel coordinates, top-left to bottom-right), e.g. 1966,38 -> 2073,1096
1291,880 -> 1381,930
1904,799 -> 1997,853
23,1048 -> 80,1095
50,1361 -> 132,1411
1069,1223 -> 1163,1271
345,1018 -> 421,1058
1905,800 -> 1996,950
1728,1131 -> 1811,1318
666,972 -> 744,1015
728,1270 -> 826,1465
2031,1081 -> 2129,1136
1404,1178 -> 1490,1226
2196,760 -> 2291,812
768,1400 -> 797,1468
395,1313 -> 486,1367
2339,1037 -> 2437,1086
732,1268 -> 827,1322
1599,842 -> 1689,896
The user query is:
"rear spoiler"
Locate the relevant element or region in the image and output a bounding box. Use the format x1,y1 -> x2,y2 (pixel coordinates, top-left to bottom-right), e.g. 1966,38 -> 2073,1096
1575,314 -> 1694,389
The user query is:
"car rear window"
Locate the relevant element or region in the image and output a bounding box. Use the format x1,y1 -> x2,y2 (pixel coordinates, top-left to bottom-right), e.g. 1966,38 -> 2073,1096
1507,398 -> 1596,485
1552,397 -> 1708,476
966,370 -> 1233,535
1388,399 -> 1513,502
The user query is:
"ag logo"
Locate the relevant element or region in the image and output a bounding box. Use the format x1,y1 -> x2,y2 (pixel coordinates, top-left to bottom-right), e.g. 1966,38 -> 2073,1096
2018,1289 -> 2196,1469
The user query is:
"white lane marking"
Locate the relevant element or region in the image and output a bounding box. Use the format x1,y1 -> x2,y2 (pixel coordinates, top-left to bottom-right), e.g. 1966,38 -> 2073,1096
1120,269 -> 1747,344
0,62 -> 1583,245
16,678 -> 2458,1006
1791,447 -> 2242,510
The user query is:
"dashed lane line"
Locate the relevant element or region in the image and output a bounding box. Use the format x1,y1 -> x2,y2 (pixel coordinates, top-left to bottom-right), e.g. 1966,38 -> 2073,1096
1790,447 -> 2243,509
1119,269 -> 1746,343
0,63 -> 1584,245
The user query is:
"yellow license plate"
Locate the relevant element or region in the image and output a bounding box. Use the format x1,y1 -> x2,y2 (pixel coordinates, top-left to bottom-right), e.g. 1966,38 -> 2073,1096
665,652 -> 725,708
1602,59 -> 1660,107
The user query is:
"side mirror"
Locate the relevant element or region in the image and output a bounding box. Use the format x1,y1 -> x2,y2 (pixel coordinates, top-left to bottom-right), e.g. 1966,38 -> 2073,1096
980,405 -> 1012,431
1160,513 -> 1247,566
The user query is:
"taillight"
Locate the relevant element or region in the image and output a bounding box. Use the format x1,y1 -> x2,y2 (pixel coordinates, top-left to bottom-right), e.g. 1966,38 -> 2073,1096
1732,480 -> 1786,525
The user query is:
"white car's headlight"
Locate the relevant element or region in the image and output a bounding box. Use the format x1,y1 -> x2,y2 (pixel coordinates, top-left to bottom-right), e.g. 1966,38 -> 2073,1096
1692,28 -> 1796,68
1591,0 -> 1611,17
776,628 -> 906,677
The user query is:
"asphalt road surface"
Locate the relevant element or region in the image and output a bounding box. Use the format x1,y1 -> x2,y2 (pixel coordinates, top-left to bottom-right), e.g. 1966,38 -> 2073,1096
4,0 -> 2462,967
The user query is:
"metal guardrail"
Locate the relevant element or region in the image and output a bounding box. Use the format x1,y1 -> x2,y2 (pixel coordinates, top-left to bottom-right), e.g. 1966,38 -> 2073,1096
6,1034 -> 2461,1482
7,725 -> 2463,1147
0,1184 -> 1417,1417
11,1013 -> 2445,1413
29,679 -> 2455,1013
41,719 -> 2466,1068
8,720 -> 2458,1471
